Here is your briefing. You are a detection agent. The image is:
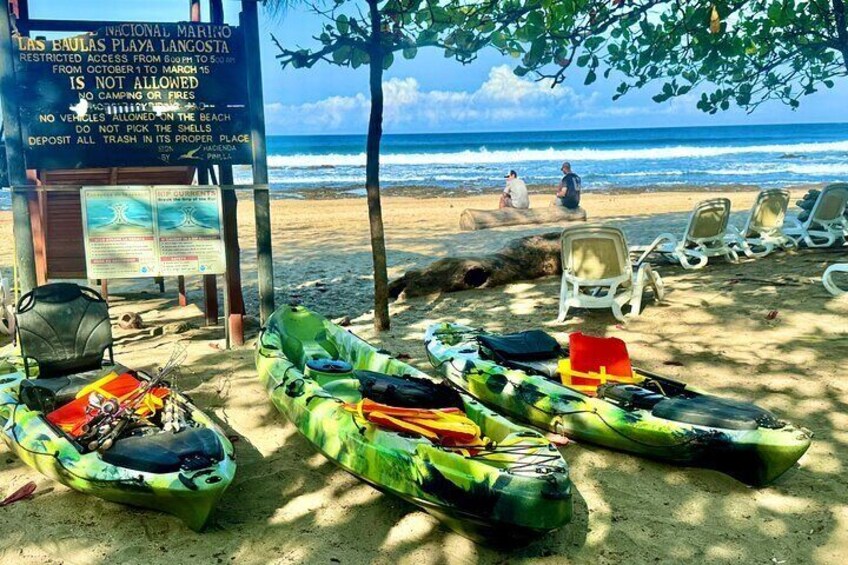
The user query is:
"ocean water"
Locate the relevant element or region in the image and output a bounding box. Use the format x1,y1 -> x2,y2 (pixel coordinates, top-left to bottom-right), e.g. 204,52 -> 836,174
244,122 -> 848,197
3,123 -> 846,208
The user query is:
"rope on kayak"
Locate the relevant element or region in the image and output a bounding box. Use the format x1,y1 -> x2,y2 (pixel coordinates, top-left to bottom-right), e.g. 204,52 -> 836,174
458,443 -> 564,475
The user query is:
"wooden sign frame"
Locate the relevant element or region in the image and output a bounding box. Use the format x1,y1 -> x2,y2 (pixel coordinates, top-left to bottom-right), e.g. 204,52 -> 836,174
1,0 -> 273,347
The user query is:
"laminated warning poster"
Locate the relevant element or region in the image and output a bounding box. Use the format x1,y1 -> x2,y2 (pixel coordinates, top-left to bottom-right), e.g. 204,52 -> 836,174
81,186 -> 225,279
154,187 -> 226,276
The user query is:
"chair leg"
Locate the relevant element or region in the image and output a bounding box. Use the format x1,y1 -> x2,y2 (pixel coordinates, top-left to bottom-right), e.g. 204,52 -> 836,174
725,245 -> 740,263
611,300 -> 627,322
823,264 -> 848,296
679,249 -> 707,270
628,286 -> 643,318
557,275 -> 570,322
647,266 -> 664,302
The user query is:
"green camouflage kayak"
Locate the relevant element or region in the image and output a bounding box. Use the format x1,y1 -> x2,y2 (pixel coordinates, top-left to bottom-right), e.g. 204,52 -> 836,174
424,323 -> 812,487
255,305 -> 572,542
0,359 -> 236,531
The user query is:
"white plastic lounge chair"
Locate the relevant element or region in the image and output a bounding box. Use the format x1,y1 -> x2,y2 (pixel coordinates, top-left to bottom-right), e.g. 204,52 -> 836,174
558,225 -> 664,322
823,264 -> 848,296
633,198 -> 738,270
726,189 -> 796,258
783,183 -> 848,248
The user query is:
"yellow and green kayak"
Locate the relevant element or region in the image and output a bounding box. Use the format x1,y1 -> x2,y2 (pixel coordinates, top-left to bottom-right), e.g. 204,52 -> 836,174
256,305 -> 572,543
424,323 -> 812,487
0,361 -> 235,530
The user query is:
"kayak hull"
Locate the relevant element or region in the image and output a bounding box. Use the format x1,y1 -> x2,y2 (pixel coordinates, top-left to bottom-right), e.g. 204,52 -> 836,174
0,366 -> 236,531
256,305 -> 572,543
424,323 -> 811,487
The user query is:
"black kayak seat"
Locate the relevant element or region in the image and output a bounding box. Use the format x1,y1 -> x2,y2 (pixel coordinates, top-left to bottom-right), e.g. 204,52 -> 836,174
500,358 -> 560,379
478,331 -> 563,362
100,428 -> 225,474
652,394 -> 782,431
354,370 -> 464,410
19,364 -> 129,413
16,283 -> 114,379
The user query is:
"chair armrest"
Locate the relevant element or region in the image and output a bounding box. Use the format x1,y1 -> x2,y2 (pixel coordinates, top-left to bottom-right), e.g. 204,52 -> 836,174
633,233 -> 677,267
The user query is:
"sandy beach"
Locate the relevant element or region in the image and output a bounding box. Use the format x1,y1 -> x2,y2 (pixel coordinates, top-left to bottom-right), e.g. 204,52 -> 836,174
1,186 -> 847,564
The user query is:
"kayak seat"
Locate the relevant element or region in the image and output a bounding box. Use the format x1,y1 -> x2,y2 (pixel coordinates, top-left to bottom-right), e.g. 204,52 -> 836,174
500,358 -> 560,380
652,394 -> 784,431
599,384 -> 665,410
478,330 -> 563,363
354,371 -> 464,410
19,364 -> 128,413
16,283 -> 114,379
100,428 -> 225,474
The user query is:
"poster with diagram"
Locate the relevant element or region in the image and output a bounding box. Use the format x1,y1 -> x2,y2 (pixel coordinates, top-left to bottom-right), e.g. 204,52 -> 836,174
154,187 -> 226,276
81,186 -> 225,279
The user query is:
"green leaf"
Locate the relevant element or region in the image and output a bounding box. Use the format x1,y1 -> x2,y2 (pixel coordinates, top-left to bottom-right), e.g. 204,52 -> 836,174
584,70 -> 597,85
332,45 -> 351,65
336,14 -> 349,35
383,52 -> 394,70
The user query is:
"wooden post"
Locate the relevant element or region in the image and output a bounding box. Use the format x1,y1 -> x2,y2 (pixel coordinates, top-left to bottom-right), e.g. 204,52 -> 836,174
14,0 -> 28,35
203,274 -> 218,326
219,168 -> 245,346
209,0 -> 224,23
177,276 -> 187,307
190,0 -> 201,22
197,165 -> 219,326
0,2 -> 37,293
241,1 -> 275,324
100,279 -> 108,302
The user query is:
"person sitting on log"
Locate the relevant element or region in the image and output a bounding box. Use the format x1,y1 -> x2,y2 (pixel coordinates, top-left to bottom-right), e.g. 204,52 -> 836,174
499,170 -> 530,209
555,162 -> 582,210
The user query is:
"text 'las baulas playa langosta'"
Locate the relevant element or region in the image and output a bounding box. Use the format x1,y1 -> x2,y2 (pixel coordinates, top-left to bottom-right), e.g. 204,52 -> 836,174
13,22 -> 253,168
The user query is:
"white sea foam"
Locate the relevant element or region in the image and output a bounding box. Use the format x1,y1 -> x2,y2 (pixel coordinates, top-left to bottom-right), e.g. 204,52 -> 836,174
267,140 -> 848,169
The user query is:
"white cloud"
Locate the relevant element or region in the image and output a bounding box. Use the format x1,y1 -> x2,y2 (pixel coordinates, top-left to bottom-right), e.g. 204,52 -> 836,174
266,65 -> 597,133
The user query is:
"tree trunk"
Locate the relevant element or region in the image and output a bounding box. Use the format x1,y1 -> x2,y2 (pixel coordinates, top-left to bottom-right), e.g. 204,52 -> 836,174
367,2 -> 390,331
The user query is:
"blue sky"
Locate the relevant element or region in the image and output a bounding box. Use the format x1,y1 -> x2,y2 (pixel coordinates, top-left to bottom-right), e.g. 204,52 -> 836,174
28,1 -> 848,135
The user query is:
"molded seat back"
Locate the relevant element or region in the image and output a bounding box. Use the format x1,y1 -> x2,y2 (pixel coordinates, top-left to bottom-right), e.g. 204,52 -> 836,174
16,283 -> 113,378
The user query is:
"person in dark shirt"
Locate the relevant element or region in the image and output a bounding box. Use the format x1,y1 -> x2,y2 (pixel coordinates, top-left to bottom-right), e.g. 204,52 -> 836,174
556,162 -> 582,209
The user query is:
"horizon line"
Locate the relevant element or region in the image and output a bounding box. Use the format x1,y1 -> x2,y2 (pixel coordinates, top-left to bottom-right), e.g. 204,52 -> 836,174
265,119 -> 848,138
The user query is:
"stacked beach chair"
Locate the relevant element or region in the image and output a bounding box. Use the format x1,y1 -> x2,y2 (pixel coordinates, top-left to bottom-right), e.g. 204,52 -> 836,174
556,183 -> 848,321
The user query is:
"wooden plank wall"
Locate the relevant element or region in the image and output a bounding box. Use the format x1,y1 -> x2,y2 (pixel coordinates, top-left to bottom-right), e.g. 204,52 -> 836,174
35,167 -> 196,281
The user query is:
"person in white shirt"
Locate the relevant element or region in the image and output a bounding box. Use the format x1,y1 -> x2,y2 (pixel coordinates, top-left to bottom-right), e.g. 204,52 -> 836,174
500,170 -> 530,209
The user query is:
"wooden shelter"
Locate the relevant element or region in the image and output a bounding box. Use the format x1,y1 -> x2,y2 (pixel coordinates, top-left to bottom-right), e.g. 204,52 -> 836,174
0,0 -> 276,346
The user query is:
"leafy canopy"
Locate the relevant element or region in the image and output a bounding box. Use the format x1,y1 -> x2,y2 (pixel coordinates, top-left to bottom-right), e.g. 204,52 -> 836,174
270,1 -> 538,72
269,1 -> 848,113
475,0 -> 848,113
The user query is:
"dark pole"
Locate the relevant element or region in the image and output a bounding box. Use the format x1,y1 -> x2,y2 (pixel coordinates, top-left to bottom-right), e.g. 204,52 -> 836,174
211,0 -> 244,346
241,0 -> 275,323
197,166 -> 219,326
209,0 -> 224,24
0,1 -> 37,292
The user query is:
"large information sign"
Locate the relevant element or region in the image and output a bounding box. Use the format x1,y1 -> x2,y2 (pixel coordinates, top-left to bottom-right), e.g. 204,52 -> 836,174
14,22 -> 252,169
81,186 -> 226,279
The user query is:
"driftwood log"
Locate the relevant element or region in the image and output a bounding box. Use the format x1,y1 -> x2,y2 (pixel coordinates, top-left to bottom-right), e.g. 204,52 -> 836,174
459,206 -> 586,231
389,232 -> 562,299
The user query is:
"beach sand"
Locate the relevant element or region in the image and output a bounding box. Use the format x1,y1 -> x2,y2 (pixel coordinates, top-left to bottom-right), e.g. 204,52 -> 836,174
1,187 -> 847,564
